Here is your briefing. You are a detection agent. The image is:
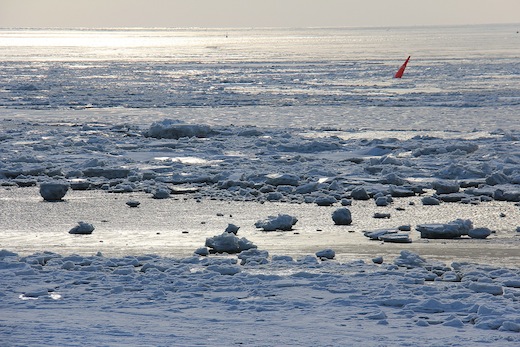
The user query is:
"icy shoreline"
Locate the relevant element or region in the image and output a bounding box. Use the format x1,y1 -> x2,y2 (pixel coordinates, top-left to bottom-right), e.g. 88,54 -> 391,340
1,248 -> 520,346
1,108 -> 519,261
1,187 -> 520,266
2,24 -> 520,345
1,107 -> 520,345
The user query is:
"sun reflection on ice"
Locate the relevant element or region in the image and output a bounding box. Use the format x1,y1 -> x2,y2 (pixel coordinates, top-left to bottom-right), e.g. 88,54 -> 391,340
154,156 -> 223,165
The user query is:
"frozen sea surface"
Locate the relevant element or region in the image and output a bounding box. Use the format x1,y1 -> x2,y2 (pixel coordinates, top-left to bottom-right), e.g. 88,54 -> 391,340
0,106 -> 519,264
2,248 -> 520,347
1,25 -> 519,110
1,25 -> 520,346
1,186 -> 520,266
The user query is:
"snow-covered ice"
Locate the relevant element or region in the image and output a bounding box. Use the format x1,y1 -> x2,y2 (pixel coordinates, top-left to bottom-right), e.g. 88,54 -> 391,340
1,249 -> 520,346
68,221 -> 95,235
254,214 -> 298,231
2,111 -> 520,346
1,109 -> 519,346
205,232 -> 257,254
1,25 -> 520,346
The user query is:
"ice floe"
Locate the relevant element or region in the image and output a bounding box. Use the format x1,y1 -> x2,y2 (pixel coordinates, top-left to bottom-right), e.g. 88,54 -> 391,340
68,222 -> 95,235
254,214 -> 298,231
39,181 -> 69,201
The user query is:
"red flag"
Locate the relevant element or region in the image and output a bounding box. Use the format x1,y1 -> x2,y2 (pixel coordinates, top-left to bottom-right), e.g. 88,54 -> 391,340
394,56 -> 411,78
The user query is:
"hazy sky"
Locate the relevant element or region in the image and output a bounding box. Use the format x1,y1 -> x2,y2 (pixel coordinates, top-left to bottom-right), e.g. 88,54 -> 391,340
2,0 -> 519,28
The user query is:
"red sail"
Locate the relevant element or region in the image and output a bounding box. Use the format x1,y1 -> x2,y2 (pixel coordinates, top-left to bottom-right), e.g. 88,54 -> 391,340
394,56 -> 411,78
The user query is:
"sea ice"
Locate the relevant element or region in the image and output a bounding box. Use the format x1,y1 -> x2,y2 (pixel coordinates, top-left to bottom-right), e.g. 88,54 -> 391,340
194,247 -> 209,256
468,282 -> 504,295
372,256 -> 384,264
265,173 -> 300,186
82,167 -> 130,179
315,249 -> 335,260
237,248 -> 269,265
375,196 -> 390,206
364,229 -> 398,240
421,196 -> 441,205
205,232 -> 257,253
331,208 -> 352,225
350,187 -> 370,200
39,181 -> 69,201
68,222 -> 95,235
378,233 -> 411,243
126,200 -> 141,208
254,214 -> 298,231
432,180 -> 460,194
152,187 -> 170,199
416,219 -> 473,239
393,250 -> 427,268
468,227 -> 493,239
224,223 -> 240,234
1,25 -> 520,346
144,119 -> 213,139
314,195 -> 337,206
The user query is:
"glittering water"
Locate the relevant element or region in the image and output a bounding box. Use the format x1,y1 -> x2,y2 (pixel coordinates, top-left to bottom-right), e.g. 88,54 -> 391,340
1,25 -> 519,113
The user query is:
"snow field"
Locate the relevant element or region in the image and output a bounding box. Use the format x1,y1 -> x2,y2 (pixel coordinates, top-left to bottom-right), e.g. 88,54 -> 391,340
1,249 -> 520,346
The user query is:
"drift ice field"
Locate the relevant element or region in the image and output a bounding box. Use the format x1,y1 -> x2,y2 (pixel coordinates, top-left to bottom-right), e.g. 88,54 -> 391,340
1,24 -> 520,346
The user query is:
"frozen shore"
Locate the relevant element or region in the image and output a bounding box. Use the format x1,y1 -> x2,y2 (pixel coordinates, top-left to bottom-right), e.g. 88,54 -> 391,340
1,107 -> 520,345
1,107 -> 519,262
2,24 -> 520,346
1,187 -> 520,267
2,248 -> 520,346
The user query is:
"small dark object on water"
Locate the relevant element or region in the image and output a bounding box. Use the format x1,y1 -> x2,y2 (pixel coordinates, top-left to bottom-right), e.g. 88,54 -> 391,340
374,212 -> 391,219
126,200 -> 140,208
372,256 -> 384,264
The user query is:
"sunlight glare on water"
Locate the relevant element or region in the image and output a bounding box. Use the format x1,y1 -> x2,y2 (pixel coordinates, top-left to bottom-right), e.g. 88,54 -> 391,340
0,24 -> 519,122
0,29 -> 231,61
1,25 -> 518,62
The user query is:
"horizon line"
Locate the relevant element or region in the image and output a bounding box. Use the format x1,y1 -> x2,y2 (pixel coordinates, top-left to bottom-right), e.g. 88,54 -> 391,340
2,22 -> 519,32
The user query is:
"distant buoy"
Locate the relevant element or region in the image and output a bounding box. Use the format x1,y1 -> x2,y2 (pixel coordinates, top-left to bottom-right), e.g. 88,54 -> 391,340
394,56 -> 411,78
